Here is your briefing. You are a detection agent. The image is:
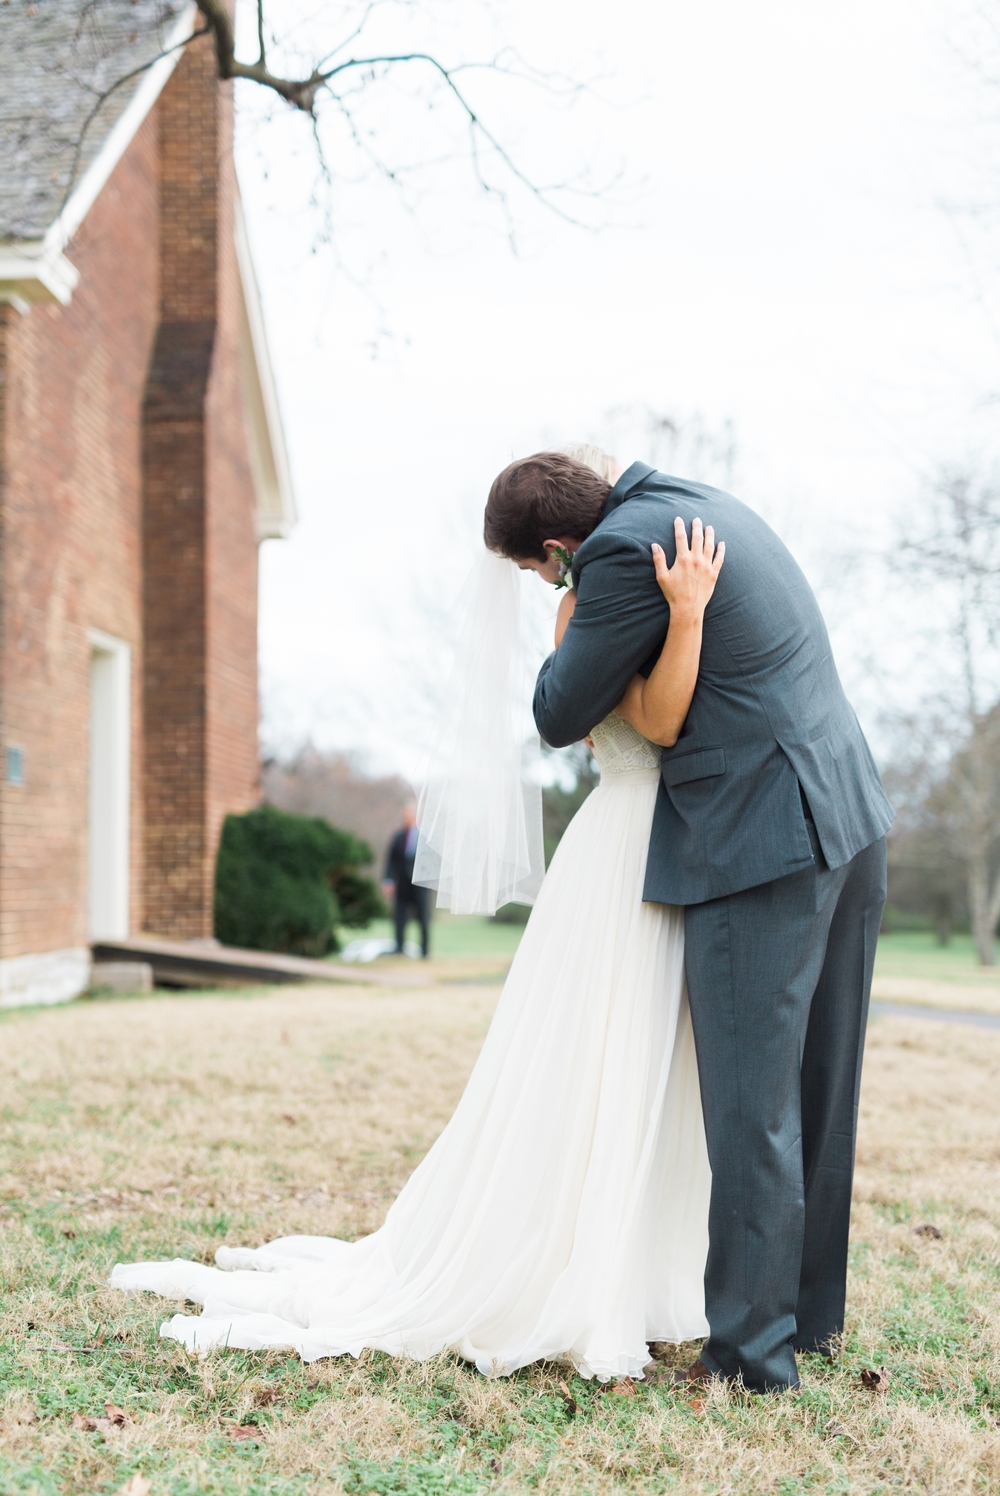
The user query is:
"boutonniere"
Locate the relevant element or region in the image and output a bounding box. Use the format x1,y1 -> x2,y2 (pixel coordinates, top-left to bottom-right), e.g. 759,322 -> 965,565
552,545 -> 575,591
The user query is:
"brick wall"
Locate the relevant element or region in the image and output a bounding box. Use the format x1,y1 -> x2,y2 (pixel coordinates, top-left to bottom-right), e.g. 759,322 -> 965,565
1,30 -> 264,955
0,113 -> 159,959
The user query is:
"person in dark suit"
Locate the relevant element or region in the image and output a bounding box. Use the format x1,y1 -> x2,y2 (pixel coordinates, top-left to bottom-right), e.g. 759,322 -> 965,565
383,805 -> 431,957
485,451 -> 893,1394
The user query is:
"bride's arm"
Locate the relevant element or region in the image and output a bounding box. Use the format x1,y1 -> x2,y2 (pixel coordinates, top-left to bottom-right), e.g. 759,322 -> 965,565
553,591 -> 596,747
554,588 -> 576,647
615,517 -> 725,748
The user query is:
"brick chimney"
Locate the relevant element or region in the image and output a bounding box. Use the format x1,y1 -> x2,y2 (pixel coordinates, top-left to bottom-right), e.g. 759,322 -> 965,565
142,36 -> 260,938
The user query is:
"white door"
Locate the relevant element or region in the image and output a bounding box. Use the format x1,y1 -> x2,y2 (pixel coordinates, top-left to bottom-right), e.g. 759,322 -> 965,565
88,631 -> 131,940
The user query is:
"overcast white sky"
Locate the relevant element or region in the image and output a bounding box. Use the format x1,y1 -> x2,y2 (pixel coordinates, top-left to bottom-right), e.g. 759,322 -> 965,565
237,0 -> 1000,780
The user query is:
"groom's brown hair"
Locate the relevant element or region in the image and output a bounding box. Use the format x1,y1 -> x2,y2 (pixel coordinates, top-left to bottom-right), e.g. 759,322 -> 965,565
484,452 -> 611,562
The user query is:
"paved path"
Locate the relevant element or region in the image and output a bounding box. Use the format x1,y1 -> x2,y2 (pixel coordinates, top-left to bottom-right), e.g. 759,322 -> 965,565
871,1000 -> 1000,1031
871,974 -> 1000,1015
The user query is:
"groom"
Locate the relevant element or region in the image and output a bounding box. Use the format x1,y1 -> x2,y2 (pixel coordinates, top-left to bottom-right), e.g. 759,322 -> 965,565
485,452 -> 892,1394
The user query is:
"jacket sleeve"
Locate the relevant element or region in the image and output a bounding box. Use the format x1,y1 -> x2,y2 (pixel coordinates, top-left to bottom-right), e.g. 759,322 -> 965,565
384,833 -> 399,881
532,529 -> 672,747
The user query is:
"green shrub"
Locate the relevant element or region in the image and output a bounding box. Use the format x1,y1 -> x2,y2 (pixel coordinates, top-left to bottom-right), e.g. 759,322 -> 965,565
214,805 -> 385,957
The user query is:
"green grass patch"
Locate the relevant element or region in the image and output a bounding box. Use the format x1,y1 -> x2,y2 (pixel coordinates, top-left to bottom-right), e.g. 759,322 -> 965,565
1,985 -> 1000,1492
336,912 -> 525,960
874,931 -> 1000,984
351,917 -> 1000,978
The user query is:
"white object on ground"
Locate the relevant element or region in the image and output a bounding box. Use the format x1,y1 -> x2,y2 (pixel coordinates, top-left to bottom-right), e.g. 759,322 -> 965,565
338,938 -> 399,964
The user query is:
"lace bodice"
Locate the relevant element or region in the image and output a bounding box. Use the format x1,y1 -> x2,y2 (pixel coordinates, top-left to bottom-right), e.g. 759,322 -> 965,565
589,713 -> 662,775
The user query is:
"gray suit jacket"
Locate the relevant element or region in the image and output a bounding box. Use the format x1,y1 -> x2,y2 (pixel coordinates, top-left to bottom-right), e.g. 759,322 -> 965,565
533,462 -> 894,905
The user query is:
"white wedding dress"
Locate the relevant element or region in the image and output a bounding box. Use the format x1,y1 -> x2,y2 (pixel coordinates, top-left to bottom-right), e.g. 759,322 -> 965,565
111,714 -> 711,1380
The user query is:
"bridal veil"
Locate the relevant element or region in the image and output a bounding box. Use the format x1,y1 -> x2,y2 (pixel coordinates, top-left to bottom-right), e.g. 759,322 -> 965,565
413,550 -> 546,915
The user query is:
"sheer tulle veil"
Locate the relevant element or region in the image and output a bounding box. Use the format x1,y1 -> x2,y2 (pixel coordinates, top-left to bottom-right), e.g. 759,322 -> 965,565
413,444 -> 617,917
413,549 -> 546,915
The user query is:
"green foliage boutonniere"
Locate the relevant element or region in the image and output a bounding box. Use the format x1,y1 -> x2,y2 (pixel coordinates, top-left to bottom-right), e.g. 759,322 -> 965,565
552,545 -> 575,591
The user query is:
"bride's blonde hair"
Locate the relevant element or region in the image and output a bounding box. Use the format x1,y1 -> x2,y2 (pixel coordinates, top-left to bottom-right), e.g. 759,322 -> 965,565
558,442 -> 619,483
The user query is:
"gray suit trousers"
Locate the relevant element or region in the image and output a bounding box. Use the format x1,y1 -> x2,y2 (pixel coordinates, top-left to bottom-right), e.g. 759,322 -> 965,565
683,826 -> 887,1392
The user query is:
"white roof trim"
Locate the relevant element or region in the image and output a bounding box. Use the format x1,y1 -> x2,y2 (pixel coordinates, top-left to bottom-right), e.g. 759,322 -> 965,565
46,2 -> 199,256
234,196 -> 297,541
0,242 -> 79,308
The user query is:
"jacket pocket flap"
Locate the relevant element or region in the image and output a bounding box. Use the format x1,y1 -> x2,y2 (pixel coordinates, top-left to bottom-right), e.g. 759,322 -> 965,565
661,747 -> 727,787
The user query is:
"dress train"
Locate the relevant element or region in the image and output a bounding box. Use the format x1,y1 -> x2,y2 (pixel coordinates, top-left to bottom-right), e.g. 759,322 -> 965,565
111,716 -> 711,1380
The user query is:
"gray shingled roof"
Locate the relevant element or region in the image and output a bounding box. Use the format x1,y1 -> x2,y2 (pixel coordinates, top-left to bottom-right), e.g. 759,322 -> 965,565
1,0 -> 191,240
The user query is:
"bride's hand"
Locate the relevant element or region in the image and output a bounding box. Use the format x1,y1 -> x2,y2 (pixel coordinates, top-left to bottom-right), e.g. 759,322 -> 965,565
653,517 -> 725,617
554,588 -> 577,647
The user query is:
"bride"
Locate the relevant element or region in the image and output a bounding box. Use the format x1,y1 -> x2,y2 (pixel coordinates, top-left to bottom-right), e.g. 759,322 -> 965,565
111,447 -> 725,1383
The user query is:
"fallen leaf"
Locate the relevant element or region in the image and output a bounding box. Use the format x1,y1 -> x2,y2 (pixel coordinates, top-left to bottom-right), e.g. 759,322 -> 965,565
827,1419 -> 849,1437
557,1379 -> 578,1415
490,1458 -> 502,1475
280,1113 -> 297,1125
688,1396 -> 705,1413
70,1404 -> 127,1435
115,1477 -> 151,1496
611,1377 -> 637,1397
252,1385 -> 279,1407
13,1404 -> 37,1425
913,1223 -> 943,1239
226,1423 -> 263,1441
61,1228 -> 76,1239
860,1366 -> 891,1393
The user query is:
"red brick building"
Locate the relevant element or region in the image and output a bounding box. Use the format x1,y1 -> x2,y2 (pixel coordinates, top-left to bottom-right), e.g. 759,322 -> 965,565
0,3 -> 295,1005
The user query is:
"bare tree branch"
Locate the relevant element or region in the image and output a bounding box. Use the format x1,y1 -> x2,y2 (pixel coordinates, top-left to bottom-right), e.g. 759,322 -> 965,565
45,0 -> 616,248
255,0 -> 266,68
201,12 -> 601,229
311,0 -> 409,74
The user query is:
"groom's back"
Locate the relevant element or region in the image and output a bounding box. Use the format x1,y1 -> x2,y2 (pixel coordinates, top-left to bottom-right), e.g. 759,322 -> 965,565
577,465 -> 892,904
620,478 -> 838,736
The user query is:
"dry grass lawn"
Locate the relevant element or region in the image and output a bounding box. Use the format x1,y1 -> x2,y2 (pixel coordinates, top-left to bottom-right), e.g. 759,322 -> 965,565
1,981 -> 999,1495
